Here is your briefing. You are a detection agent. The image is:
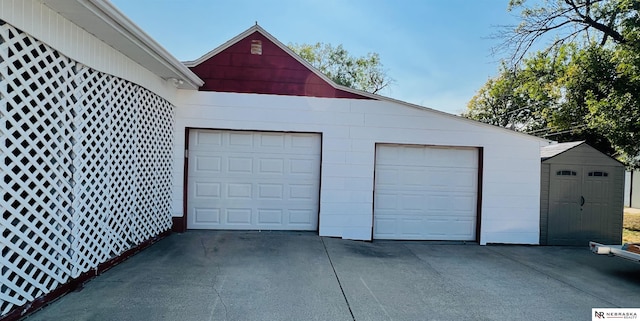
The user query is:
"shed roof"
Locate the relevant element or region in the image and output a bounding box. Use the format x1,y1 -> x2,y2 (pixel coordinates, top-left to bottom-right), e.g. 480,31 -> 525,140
541,141 -> 624,166
41,0 -> 203,90
540,141 -> 585,161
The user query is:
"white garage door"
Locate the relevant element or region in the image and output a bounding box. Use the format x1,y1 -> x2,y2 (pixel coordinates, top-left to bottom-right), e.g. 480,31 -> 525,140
374,144 -> 479,240
187,130 -> 321,230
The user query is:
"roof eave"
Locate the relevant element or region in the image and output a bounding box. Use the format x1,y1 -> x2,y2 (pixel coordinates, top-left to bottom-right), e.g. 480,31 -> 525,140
184,24 -> 552,143
540,141 -> 586,161
41,0 -> 204,89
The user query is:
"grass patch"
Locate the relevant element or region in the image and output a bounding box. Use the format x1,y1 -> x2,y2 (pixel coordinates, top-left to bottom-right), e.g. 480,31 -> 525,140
623,209 -> 640,243
624,229 -> 640,243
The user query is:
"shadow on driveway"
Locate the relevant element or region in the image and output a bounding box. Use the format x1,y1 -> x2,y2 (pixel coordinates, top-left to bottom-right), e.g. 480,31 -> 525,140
26,231 -> 640,321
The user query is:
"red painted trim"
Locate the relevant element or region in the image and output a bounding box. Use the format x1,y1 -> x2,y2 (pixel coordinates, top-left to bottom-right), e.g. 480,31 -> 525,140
171,217 -> 186,233
0,230 -> 171,321
476,147 -> 484,244
172,127 -> 190,234
316,133 -> 323,234
370,143 -> 380,241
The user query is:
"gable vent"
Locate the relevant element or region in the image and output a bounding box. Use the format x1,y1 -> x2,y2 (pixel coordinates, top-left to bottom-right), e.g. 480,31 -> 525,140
251,40 -> 262,55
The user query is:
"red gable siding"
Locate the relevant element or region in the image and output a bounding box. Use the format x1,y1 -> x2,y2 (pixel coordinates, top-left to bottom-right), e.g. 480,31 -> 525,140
189,31 -> 371,99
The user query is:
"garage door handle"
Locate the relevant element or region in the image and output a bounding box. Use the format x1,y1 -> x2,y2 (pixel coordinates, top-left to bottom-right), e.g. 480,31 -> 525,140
580,196 -> 585,206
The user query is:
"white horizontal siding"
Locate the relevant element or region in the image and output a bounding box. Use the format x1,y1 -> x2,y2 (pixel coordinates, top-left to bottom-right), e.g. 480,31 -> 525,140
0,0 -> 178,104
175,91 -> 543,244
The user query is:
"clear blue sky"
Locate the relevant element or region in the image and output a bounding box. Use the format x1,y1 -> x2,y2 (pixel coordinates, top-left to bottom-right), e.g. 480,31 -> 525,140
110,0 -> 520,114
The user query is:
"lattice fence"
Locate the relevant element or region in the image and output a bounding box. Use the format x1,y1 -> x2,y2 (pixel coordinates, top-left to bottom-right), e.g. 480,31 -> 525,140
0,20 -> 174,316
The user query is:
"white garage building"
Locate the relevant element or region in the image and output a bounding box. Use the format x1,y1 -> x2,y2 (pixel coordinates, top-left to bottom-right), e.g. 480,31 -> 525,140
172,25 -> 549,245
0,2 -> 549,318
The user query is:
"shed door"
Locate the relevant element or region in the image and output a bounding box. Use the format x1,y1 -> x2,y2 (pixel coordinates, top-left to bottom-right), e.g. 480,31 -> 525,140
547,166 -> 582,245
547,165 -> 617,245
187,130 -> 321,230
373,144 -> 478,240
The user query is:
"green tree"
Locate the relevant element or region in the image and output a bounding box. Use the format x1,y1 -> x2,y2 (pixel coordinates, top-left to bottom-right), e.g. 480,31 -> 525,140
469,0 -> 640,166
498,0 -> 639,64
467,42 -> 640,165
574,45 -> 640,165
288,42 -> 393,94
465,65 -> 533,130
465,47 -> 569,133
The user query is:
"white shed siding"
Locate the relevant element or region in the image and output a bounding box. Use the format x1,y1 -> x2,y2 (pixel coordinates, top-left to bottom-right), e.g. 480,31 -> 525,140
174,91 -> 543,245
0,0 -> 178,104
632,171 -> 640,209
625,171 -> 631,207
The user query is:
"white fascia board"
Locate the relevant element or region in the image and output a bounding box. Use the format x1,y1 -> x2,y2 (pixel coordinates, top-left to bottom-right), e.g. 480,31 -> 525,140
41,0 -> 203,89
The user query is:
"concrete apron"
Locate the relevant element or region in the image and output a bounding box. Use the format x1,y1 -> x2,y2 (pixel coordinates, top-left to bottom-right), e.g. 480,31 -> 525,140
26,231 -> 640,321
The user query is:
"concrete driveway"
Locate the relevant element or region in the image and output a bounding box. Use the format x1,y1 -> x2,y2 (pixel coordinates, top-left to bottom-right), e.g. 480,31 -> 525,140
27,231 -> 640,321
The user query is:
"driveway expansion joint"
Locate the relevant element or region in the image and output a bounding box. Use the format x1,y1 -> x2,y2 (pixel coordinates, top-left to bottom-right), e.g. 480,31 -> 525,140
321,237 -> 356,321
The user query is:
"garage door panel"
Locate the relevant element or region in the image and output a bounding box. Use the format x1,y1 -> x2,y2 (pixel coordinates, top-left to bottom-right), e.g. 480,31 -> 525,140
226,209 -> 252,224
427,170 -> 451,187
401,194 -> 425,210
228,157 -> 253,173
452,195 -> 476,212
375,168 -> 400,186
373,217 -> 398,236
451,170 -> 477,188
258,184 -> 284,199
291,134 -> 318,148
375,193 -> 398,210
289,184 -> 316,200
427,195 -> 452,211
399,169 -> 427,186
194,156 -> 222,173
290,158 -> 317,175
227,183 -> 252,198
429,217 -> 475,238
428,148 -> 477,168
426,193 -> 476,211
398,219 -> 423,236
192,208 -> 319,230
259,133 -> 285,147
376,216 -> 475,240
259,158 -> 284,173
194,182 -> 221,198
188,130 -> 320,230
258,209 -> 283,224
228,132 -> 254,147
289,209 -> 315,225
194,208 -> 220,223
374,144 -> 478,240
195,131 -> 223,146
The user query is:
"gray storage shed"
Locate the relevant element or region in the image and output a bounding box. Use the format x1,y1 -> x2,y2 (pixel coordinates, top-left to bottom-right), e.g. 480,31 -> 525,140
540,141 -> 624,245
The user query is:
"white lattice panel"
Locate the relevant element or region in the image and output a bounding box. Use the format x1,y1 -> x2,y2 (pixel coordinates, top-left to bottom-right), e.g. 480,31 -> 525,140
0,20 -> 175,316
105,78 -> 140,258
0,20 -> 75,315
71,68 -> 115,276
132,90 -> 173,243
